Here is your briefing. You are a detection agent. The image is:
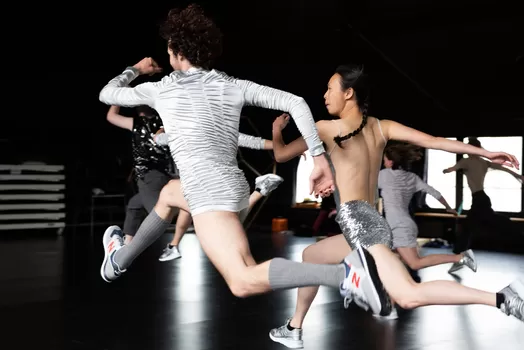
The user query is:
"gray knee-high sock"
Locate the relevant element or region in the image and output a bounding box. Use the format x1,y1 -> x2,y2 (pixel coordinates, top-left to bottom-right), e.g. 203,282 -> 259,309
114,210 -> 170,270
268,258 -> 347,290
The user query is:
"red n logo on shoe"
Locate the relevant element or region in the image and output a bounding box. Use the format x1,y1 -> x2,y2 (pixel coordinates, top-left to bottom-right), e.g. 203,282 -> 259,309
351,272 -> 360,288
108,240 -> 115,253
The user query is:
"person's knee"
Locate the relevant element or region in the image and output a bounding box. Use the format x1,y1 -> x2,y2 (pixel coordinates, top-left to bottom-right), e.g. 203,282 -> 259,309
390,283 -> 421,309
302,245 -> 317,263
404,258 -> 421,271
157,186 -> 173,208
225,269 -> 253,298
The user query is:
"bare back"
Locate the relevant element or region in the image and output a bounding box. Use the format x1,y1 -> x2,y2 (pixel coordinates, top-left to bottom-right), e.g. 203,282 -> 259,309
320,117 -> 387,205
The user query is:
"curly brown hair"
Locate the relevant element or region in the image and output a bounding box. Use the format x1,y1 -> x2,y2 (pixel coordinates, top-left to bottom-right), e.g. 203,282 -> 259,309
160,4 -> 223,70
384,142 -> 423,170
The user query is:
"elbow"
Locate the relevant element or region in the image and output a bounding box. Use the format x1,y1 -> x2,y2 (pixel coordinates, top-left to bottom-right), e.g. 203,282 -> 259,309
274,151 -> 291,163
289,96 -> 306,114
274,153 -> 285,163
99,87 -> 112,105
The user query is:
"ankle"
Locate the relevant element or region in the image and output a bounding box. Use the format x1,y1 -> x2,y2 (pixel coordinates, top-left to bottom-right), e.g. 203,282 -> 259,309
288,318 -> 302,329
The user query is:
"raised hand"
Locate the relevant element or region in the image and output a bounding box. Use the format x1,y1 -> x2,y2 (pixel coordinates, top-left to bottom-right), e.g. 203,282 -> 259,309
272,113 -> 290,132
133,57 -> 163,76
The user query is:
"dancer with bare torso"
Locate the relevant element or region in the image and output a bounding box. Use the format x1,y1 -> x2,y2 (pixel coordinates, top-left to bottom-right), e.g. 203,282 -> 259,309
98,4 -> 391,323
269,64 -> 524,349
443,137 -> 524,261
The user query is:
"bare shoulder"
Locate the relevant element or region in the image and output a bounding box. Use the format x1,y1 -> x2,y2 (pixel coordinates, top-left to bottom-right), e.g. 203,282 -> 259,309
315,119 -> 335,141
365,116 -> 388,141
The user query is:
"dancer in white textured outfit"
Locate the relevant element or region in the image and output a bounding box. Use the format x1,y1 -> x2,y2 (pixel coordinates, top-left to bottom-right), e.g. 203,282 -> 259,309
97,4 -> 390,315
379,142 -> 476,273
269,64 -> 524,349
154,124 -> 285,261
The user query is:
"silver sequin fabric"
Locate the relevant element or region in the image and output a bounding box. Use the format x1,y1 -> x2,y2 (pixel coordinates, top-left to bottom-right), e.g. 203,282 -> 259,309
336,200 -> 393,250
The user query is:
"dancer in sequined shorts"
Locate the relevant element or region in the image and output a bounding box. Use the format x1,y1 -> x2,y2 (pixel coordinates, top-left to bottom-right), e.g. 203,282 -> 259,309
379,142 -> 476,274
97,3 -> 389,319
269,64 -> 524,348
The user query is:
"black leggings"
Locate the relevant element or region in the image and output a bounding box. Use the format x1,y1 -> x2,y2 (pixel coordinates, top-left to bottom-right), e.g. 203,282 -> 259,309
454,190 -> 517,253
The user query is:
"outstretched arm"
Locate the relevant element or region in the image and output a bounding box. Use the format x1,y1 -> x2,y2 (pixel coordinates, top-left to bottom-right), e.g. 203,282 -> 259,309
488,162 -> 524,181
443,159 -> 466,174
106,106 -> 133,131
99,57 -> 163,107
414,176 -> 457,214
381,120 -> 520,169
238,133 -> 273,150
229,78 -> 324,157
229,76 -> 334,196
154,129 -> 273,150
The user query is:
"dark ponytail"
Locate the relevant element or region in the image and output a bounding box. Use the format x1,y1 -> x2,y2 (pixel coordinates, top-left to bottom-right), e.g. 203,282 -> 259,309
332,64 -> 370,148
384,142 -> 422,171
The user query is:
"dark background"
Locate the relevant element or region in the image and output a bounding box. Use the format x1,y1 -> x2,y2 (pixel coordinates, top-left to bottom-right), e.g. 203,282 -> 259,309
1,0 -> 522,227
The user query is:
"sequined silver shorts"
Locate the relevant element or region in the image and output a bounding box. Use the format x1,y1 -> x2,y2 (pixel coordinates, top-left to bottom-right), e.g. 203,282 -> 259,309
335,200 -> 393,250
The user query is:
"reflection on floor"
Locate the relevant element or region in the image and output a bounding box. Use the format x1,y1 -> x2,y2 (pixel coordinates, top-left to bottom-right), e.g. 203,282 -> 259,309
1,228 -> 523,350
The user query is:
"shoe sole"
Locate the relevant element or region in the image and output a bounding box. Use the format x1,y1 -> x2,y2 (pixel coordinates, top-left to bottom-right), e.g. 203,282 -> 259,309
159,252 -> 182,262
256,174 -> 284,187
100,225 -> 119,283
448,264 -> 464,274
373,308 -> 399,320
355,247 -> 391,316
466,249 -> 477,272
269,332 -> 303,349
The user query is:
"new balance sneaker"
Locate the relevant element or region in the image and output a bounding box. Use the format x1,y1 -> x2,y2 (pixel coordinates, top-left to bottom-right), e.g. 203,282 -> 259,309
255,174 -> 284,196
499,279 -> 524,321
269,318 -> 303,349
100,225 -> 126,283
340,247 -> 392,316
159,244 -> 182,262
448,249 -> 477,273
373,307 -> 399,320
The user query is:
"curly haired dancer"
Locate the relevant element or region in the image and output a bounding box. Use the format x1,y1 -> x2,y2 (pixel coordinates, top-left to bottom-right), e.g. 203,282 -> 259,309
98,4 -> 390,316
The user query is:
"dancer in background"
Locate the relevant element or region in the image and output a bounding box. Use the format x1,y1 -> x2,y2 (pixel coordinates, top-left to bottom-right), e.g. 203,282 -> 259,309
99,4 -> 388,319
269,64 -> 524,349
106,105 -> 284,261
443,137 -> 524,262
106,105 -> 180,246
379,142 -> 476,273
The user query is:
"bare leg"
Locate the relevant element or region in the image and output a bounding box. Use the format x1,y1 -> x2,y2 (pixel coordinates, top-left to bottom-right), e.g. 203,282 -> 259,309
165,174 -> 276,248
397,247 -> 462,271
289,235 -> 351,328
101,180 -> 191,280
248,191 -> 263,209
169,210 -> 193,246
191,210 -> 353,297
166,189 -> 264,248
368,244 -> 495,309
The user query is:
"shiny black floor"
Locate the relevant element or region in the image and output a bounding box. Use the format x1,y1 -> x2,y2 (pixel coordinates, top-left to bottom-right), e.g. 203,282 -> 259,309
1,228 -> 524,350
